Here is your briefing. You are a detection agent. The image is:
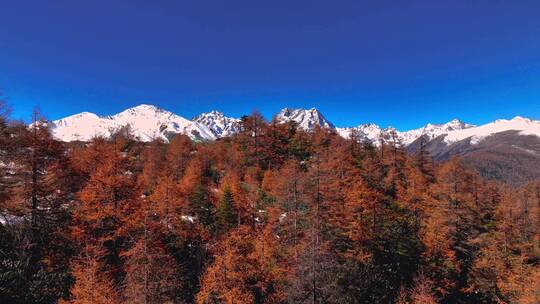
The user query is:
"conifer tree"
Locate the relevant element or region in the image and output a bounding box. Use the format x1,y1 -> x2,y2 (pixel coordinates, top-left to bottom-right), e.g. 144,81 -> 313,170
60,246 -> 119,304
216,187 -> 238,232
196,226 -> 286,304
189,184 -> 215,230
4,110 -> 73,303
165,134 -> 193,180
122,238 -> 177,304
413,135 -> 435,185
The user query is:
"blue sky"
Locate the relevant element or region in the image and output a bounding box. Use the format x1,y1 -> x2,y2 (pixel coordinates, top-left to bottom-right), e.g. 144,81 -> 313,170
1,0 -> 539,130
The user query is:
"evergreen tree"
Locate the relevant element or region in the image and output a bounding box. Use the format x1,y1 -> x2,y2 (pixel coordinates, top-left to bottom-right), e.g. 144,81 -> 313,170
189,184 -> 215,230
216,188 -> 238,232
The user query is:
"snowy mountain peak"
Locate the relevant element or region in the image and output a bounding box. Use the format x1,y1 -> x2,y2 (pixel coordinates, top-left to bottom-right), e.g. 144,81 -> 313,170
444,115 -> 540,145
44,104 -> 540,148
443,118 -> 474,130
194,110 -> 226,119
423,119 -> 473,131
208,110 -> 224,116
510,116 -> 533,123
276,107 -> 335,130
77,111 -> 98,116
193,110 -> 242,138
51,112 -> 101,129
336,123 -> 385,145
48,104 -> 216,142
61,112 -> 99,121
130,104 -> 161,111
114,104 -> 169,117
398,119 -> 475,144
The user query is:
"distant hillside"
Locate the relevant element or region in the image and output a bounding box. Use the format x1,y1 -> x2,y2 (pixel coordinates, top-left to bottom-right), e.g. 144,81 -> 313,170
408,131 -> 540,186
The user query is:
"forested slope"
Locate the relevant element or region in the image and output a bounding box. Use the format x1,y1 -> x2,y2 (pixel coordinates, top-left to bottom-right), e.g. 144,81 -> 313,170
0,109 -> 538,304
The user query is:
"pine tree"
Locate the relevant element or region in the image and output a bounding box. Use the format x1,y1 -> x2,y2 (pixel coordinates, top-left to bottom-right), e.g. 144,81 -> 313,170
239,112 -> 266,168
216,188 -> 238,232
189,184 -> 215,230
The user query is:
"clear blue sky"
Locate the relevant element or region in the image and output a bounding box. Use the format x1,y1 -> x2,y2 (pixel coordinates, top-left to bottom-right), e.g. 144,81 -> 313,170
1,0 -> 539,129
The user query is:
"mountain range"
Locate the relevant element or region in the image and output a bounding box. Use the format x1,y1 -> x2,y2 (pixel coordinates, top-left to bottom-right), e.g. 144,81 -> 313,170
46,104 -> 540,184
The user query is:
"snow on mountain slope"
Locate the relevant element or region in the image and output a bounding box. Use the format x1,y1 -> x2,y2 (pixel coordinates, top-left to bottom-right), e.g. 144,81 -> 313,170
336,124 -> 385,143
193,110 -> 242,138
276,108 -> 335,130
111,105 -> 215,141
442,116 -> 540,144
49,104 -> 216,142
48,104 -> 540,147
51,112 -> 118,141
399,119 -> 475,144
331,115 -> 539,147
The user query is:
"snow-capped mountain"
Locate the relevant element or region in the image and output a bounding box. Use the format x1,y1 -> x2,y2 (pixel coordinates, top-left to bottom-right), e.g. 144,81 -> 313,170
49,104 -> 216,142
407,116 -> 540,186
276,108 -> 335,130
441,116 -> 540,145
279,109 -> 477,146
48,104 -> 540,150
276,108 -> 389,144
51,112 -> 118,141
336,124 -> 386,143
336,119 -> 474,146
193,110 -> 242,138
399,119 -> 475,144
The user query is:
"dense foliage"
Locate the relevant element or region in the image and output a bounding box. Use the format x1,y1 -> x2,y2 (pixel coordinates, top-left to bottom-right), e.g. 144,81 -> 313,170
0,107 -> 538,304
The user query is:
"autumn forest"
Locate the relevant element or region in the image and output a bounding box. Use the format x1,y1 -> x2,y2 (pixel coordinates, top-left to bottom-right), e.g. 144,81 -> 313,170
0,106 -> 539,304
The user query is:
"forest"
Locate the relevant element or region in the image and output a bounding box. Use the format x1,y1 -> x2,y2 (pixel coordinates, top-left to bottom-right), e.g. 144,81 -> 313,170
0,105 -> 538,304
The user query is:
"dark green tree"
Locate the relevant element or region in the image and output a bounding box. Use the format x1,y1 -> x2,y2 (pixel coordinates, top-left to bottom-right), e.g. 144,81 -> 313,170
189,184 -> 216,230
216,188 -> 237,232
